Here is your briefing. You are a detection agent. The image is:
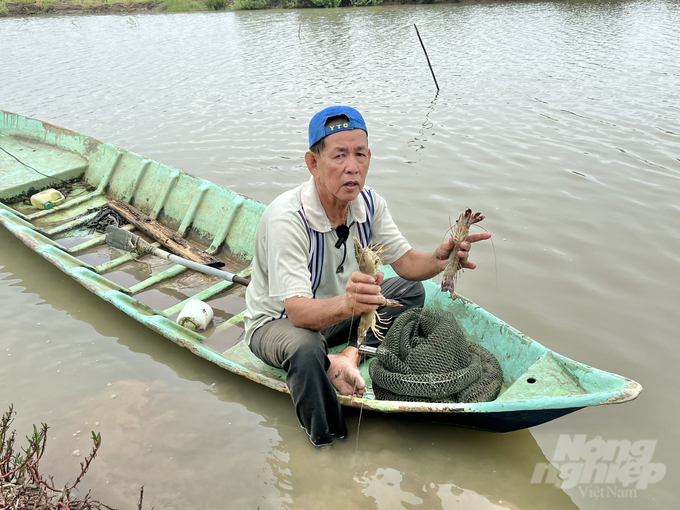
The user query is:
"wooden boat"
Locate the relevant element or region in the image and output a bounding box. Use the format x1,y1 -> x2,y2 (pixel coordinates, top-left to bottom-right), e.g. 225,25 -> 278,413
0,111 -> 642,432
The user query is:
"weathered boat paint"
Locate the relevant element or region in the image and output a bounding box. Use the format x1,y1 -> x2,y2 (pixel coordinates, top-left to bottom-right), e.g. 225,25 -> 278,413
0,111 -> 642,432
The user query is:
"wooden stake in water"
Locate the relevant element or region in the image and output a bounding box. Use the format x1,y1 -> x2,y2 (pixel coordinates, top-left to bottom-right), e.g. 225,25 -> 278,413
414,24 -> 440,92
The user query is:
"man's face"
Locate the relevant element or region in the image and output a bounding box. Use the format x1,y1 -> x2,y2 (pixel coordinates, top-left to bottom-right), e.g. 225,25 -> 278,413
306,129 -> 371,206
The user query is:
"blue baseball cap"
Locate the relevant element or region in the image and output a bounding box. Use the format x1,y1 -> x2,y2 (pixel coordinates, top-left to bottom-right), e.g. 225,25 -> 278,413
308,106 -> 368,149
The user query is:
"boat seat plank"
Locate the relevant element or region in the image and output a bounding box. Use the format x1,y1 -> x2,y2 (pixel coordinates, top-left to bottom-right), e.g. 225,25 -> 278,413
26,193 -> 108,224
94,242 -> 161,274
127,265 -> 189,295
43,211 -> 98,236
0,136 -> 88,201
223,341 -> 288,387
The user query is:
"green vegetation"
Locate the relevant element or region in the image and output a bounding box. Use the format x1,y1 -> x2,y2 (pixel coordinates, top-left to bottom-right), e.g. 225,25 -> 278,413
159,0 -> 203,11
0,0 -> 159,17
230,0 -> 267,9
0,0 -> 219,17
310,0 -> 341,7
0,405 -> 124,510
4,0 -> 154,6
0,0 -> 430,17
231,0 -> 384,8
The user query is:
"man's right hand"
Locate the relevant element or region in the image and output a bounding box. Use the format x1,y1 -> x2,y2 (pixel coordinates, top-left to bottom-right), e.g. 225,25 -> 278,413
344,271 -> 386,316
285,271 -> 387,331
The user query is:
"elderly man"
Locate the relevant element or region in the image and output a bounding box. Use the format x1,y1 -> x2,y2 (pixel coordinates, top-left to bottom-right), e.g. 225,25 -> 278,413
244,106 -> 490,446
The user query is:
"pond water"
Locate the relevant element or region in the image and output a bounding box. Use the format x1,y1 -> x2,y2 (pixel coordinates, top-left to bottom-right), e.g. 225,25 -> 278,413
1,1 -> 679,508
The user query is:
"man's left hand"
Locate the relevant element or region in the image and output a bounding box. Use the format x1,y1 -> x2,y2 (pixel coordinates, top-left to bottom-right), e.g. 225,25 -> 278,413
327,346 -> 365,397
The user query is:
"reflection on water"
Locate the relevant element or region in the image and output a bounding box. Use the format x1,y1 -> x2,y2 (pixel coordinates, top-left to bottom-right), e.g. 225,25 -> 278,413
407,91 -> 439,159
1,1 -> 679,508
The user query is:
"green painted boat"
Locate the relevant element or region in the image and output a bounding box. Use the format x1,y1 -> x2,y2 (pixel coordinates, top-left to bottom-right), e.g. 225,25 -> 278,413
0,111 -> 642,432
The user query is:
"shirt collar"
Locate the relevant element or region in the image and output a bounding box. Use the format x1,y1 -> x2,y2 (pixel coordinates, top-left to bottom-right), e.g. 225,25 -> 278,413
300,176 -> 367,232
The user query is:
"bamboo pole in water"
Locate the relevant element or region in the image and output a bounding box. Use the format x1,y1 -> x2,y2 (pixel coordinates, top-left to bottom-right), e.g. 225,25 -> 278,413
414,24 -> 440,92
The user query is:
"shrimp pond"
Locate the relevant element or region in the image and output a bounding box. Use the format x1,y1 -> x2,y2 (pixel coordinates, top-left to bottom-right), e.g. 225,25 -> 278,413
1,1 -> 679,508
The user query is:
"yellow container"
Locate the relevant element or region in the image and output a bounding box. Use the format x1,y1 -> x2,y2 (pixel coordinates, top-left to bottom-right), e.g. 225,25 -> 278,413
30,189 -> 66,210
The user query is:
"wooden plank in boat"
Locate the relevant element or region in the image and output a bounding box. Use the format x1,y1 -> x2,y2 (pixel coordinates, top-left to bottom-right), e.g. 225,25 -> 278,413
109,199 -> 224,268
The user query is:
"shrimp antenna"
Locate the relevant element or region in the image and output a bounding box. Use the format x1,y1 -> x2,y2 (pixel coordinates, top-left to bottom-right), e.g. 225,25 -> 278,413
470,224 -> 499,301
441,215 -> 456,244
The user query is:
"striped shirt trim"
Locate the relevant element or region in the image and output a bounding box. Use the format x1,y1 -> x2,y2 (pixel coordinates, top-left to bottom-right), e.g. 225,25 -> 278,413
295,190 -> 374,300
357,189 -> 375,248
298,208 -> 324,298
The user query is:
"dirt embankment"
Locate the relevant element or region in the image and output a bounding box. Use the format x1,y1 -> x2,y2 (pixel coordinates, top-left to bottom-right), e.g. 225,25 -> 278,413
3,2 -> 161,16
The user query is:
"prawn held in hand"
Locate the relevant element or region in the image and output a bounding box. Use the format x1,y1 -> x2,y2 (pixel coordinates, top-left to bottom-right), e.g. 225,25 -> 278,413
353,238 -> 401,345
441,209 -> 485,298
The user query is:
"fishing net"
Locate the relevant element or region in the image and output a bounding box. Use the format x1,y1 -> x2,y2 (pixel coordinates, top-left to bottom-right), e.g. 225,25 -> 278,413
369,308 -> 503,403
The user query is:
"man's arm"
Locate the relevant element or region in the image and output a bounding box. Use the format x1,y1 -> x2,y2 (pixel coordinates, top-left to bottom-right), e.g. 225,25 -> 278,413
390,233 -> 492,281
285,271 -> 386,330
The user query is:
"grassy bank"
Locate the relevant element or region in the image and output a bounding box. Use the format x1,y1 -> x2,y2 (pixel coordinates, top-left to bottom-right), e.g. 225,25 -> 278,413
0,0 -> 459,17
0,0 -> 225,17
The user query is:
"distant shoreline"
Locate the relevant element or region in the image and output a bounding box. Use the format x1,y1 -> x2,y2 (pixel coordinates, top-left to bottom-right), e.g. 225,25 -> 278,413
0,0 -> 496,18
1,2 -> 161,17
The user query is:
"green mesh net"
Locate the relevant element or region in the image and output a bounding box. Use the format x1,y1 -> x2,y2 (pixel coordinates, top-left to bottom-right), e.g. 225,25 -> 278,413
369,308 -> 503,403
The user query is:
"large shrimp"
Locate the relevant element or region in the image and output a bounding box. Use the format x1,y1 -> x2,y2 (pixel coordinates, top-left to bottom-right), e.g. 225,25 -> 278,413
441,209 -> 485,298
353,237 -> 401,345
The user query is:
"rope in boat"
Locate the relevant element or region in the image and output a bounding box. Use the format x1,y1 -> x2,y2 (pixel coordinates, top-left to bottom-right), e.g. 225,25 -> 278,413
85,206 -> 129,235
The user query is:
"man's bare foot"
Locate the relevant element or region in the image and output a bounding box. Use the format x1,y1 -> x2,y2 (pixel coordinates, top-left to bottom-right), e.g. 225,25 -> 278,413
327,346 -> 365,397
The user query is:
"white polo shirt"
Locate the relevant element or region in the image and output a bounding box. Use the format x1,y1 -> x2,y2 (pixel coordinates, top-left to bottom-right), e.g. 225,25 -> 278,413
243,176 -> 412,344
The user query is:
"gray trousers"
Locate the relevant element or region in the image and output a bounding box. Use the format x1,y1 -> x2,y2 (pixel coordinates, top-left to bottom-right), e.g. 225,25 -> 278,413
249,277 -> 425,446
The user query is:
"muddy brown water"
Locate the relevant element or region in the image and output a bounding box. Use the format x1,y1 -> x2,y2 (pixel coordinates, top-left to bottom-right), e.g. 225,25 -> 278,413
1,2 -> 679,508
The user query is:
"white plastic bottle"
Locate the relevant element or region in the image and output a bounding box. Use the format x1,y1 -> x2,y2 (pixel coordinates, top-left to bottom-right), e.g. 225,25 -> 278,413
30,189 -> 66,210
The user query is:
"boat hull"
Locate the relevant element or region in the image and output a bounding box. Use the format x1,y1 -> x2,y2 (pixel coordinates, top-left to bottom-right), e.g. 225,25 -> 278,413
365,407 -> 584,433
